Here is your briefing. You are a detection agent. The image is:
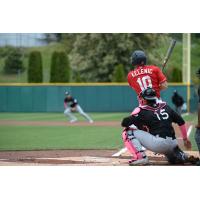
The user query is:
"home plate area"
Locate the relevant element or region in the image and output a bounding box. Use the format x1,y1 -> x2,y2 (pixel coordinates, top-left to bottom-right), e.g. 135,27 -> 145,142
0,149 -> 199,166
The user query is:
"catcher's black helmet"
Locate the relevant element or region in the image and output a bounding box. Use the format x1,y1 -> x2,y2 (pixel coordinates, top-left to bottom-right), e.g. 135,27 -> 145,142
140,87 -> 157,101
131,50 -> 147,66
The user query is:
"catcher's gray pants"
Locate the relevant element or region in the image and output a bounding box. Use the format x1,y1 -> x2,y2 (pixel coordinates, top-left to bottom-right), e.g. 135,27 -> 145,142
130,129 -> 178,154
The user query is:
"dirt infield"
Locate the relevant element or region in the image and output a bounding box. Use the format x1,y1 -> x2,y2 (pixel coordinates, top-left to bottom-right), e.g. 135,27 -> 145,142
0,149 -> 199,166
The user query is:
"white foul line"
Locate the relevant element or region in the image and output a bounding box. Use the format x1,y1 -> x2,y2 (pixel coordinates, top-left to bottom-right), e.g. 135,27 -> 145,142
112,147 -> 127,157
176,125 -> 193,139
187,125 -> 193,137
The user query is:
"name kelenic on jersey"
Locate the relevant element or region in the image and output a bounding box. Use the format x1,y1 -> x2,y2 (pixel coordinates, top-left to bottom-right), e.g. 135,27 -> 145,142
131,68 -> 153,78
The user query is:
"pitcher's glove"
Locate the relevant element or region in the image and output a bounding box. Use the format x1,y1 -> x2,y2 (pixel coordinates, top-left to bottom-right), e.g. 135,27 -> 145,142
71,107 -> 76,112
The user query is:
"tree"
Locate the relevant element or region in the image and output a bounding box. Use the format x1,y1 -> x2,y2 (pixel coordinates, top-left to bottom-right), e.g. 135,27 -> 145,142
3,48 -> 24,74
28,51 -> 43,83
59,51 -> 71,82
69,33 -> 169,82
73,70 -> 83,82
50,51 -> 71,82
112,64 -> 126,82
50,51 -> 59,82
167,67 -> 182,82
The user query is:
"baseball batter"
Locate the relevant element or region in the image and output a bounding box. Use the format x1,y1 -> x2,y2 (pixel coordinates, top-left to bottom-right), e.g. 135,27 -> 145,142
127,50 -> 168,104
121,88 -> 192,166
64,91 -> 93,123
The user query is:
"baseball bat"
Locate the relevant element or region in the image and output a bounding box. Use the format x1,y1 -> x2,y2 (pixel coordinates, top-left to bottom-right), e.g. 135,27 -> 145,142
162,39 -> 176,71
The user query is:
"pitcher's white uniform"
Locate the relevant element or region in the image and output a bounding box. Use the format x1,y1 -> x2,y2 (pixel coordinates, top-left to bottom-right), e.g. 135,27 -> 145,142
64,92 -> 93,123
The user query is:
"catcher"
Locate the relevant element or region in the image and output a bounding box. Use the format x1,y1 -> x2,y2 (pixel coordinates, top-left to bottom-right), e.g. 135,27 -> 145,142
121,87 -> 199,166
64,91 -> 93,123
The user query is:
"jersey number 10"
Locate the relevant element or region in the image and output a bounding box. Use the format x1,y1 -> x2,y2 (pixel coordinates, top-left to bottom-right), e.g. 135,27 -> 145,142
137,75 -> 153,90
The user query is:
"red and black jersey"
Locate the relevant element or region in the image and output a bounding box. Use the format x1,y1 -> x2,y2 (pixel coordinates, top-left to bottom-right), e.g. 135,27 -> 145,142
64,96 -> 78,108
121,102 -> 185,139
127,65 -> 167,98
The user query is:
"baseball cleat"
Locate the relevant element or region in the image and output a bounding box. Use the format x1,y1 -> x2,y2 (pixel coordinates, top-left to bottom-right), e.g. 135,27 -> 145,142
196,160 -> 200,166
185,155 -> 200,165
129,157 -> 149,166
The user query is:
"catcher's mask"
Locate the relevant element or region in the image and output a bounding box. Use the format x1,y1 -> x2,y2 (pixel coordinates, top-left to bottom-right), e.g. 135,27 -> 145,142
140,87 -> 157,101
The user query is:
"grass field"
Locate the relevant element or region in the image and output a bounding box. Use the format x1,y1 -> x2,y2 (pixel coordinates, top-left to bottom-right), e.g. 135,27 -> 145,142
0,112 -> 198,151
0,112 -> 128,121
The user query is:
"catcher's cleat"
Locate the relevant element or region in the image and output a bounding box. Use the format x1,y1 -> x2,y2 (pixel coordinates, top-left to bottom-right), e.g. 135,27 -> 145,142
129,157 -> 149,166
196,160 -> 200,166
165,146 -> 188,165
185,155 -> 200,165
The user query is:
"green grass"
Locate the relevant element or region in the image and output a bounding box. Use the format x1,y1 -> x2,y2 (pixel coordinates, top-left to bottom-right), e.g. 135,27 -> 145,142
190,131 -> 198,151
0,126 -> 122,150
0,112 -> 129,121
0,112 -> 126,151
0,112 -> 198,151
183,113 -> 199,151
183,113 -> 198,124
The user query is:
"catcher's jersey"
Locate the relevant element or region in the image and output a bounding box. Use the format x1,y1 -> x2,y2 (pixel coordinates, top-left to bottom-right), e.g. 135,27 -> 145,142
122,102 -> 185,139
127,65 -> 167,98
64,96 -> 78,108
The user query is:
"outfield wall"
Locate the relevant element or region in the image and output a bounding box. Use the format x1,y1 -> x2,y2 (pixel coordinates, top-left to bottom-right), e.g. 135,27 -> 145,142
0,83 -> 198,112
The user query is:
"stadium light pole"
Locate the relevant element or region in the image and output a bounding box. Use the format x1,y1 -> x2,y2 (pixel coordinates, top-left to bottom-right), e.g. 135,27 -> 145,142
182,33 -> 191,112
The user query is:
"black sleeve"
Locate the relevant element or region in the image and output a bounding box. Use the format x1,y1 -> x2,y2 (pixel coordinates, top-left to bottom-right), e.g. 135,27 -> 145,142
166,105 -> 185,126
121,115 -> 140,127
121,116 -> 133,127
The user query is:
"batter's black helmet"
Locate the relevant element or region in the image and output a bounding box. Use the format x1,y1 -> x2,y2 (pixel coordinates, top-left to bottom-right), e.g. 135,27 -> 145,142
131,50 -> 147,66
140,87 -> 157,101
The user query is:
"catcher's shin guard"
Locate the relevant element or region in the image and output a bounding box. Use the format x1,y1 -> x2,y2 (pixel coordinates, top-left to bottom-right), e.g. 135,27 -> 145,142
122,129 -> 146,160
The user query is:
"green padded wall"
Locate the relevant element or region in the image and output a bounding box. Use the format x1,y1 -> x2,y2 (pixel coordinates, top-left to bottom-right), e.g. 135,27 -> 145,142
0,84 -> 198,112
